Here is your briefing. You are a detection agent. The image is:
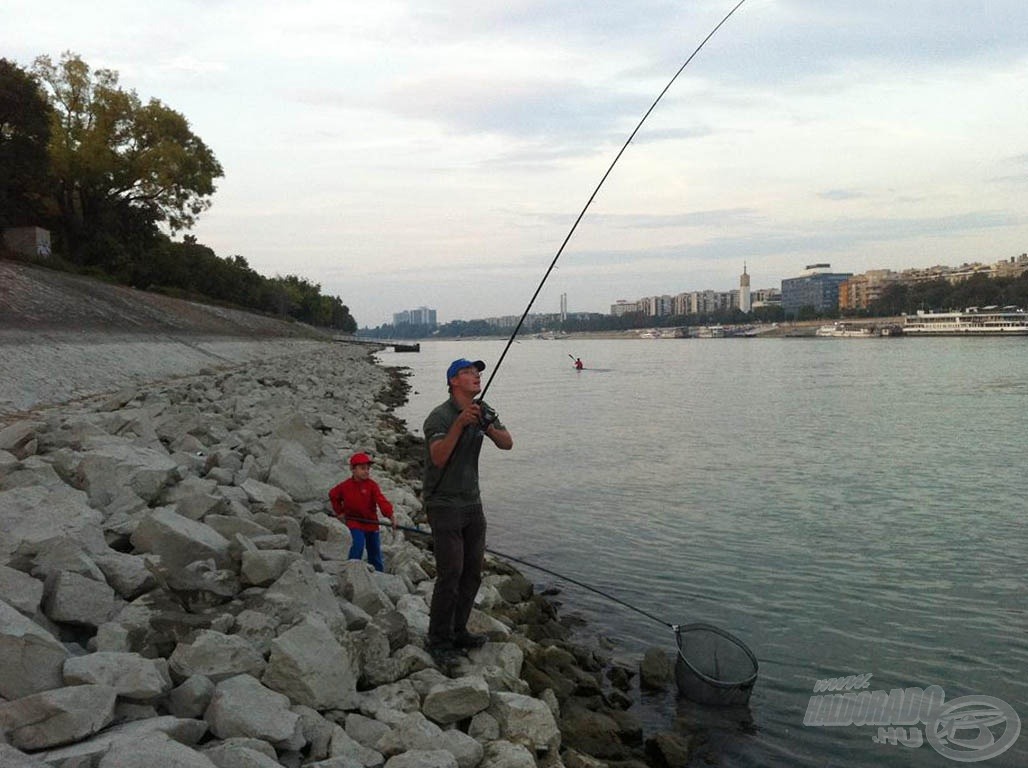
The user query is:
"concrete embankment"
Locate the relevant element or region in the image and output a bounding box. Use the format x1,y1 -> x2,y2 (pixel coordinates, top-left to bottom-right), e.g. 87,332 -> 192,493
0,324 -> 688,766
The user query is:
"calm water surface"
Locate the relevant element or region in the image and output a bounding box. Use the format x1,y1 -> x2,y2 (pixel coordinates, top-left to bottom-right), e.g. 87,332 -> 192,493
384,337 -> 1027,768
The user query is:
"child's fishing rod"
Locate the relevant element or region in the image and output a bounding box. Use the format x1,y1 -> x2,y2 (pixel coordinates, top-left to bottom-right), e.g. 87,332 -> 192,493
477,0 -> 748,402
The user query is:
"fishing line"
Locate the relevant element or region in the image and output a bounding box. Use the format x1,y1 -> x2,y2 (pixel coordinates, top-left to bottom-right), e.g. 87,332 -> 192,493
478,0 -> 748,401
352,518 -> 673,628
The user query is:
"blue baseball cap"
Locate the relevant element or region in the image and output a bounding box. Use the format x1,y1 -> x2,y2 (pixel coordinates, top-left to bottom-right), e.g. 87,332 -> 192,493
446,358 -> 485,383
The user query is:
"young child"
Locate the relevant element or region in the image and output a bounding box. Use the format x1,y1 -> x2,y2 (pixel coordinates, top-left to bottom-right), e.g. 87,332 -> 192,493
328,452 -> 396,571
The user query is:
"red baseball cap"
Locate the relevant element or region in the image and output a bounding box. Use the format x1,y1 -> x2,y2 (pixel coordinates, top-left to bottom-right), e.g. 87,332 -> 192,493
349,452 -> 373,467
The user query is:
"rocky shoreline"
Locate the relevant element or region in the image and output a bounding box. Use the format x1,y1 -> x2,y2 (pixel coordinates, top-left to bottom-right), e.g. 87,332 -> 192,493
0,339 -> 691,768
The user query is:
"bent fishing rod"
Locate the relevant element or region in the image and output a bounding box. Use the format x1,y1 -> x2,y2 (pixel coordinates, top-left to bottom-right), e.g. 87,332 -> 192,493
478,0 -> 748,402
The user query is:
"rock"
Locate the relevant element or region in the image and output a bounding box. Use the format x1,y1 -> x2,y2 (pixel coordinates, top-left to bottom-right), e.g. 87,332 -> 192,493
272,414 -> 325,457
423,676 -> 491,725
240,549 -> 299,587
261,614 -> 359,710
204,674 -> 300,743
98,732 -> 217,768
358,680 -> 421,719
327,724 -> 384,766
645,731 -> 694,768
487,692 -> 561,754
0,598 -> 70,699
639,647 -> 672,690
384,751 -> 458,768
170,630 -> 267,683
63,652 -> 173,700
0,564 -> 44,615
479,740 -> 536,768
344,713 -> 392,750
0,486 -> 106,562
0,420 -> 42,459
131,509 -> 232,571
240,478 -> 294,510
33,715 -> 208,765
43,570 -> 117,627
93,549 -> 158,599
169,675 -> 216,718
76,441 -> 178,506
0,684 -> 117,750
0,743 -> 49,767
338,560 -> 394,615
261,559 -> 342,622
202,742 -> 282,768
268,441 -> 335,502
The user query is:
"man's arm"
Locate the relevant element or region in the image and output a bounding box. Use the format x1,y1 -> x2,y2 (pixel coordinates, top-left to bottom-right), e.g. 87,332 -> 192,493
485,424 -> 512,450
427,403 -> 482,467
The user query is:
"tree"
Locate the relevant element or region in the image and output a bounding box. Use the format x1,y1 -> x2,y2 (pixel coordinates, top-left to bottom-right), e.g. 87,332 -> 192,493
0,58 -> 51,228
31,52 -> 223,262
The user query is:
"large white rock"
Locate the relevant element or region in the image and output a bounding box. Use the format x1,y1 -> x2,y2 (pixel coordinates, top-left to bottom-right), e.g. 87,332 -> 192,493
261,560 -> 342,622
0,743 -> 48,767
75,441 -> 178,506
0,420 -> 42,459
0,684 -> 116,750
131,509 -> 232,571
261,615 -> 359,710
0,564 -> 44,615
0,598 -> 69,699
201,742 -> 281,768
267,441 -> 336,502
327,724 -> 385,766
0,486 -> 106,563
169,630 -> 266,683
43,570 -> 117,627
204,674 -> 300,743
92,549 -> 157,599
63,652 -> 173,700
479,740 -> 536,768
338,560 -> 394,616
486,692 -> 561,754
423,676 -> 491,725
271,413 -> 324,457
98,732 -> 217,768
35,715 -> 209,766
240,549 -> 299,587
383,751 -> 459,768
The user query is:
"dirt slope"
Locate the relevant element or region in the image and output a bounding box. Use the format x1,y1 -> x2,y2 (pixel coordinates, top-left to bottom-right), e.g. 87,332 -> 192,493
0,259 -> 329,339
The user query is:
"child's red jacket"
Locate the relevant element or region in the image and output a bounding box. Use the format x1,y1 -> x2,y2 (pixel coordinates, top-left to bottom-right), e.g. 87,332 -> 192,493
328,477 -> 394,532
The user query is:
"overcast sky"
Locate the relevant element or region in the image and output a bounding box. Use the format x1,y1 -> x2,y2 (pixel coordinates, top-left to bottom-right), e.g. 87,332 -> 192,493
6,0 -> 1028,326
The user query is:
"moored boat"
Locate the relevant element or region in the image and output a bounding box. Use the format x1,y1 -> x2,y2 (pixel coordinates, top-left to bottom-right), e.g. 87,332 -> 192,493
902,306 -> 1028,336
815,322 -> 875,338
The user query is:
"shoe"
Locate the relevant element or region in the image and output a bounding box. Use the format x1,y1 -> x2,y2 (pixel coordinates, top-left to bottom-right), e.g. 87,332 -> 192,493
427,638 -> 459,662
453,631 -> 487,649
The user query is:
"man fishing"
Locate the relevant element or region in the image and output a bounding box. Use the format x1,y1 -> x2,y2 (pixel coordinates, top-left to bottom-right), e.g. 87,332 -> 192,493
422,358 -> 513,659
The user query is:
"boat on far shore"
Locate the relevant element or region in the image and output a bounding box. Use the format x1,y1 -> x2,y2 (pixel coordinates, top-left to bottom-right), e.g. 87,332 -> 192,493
815,322 -> 876,338
902,306 -> 1028,336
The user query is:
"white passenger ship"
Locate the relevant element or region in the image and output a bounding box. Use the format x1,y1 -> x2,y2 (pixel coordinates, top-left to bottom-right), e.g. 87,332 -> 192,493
903,306 -> 1028,336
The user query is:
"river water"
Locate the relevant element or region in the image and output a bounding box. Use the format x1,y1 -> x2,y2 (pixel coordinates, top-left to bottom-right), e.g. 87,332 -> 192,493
384,336 -> 1027,768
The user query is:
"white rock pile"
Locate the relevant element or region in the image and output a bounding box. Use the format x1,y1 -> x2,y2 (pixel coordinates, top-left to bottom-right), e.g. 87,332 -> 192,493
0,342 -> 574,768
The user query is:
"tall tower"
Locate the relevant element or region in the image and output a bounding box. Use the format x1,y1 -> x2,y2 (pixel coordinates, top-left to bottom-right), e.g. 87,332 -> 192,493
560,292 -> 567,322
740,263 -> 752,313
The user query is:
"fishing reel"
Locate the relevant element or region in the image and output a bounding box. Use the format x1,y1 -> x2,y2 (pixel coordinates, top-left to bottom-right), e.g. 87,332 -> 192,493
475,400 -> 499,429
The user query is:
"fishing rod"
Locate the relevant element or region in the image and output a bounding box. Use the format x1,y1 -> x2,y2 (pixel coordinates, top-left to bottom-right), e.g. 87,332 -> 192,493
478,0 -> 748,402
348,517 -> 673,628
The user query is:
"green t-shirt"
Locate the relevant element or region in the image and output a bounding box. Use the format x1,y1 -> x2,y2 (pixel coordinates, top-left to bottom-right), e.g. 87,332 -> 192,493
422,398 -> 504,507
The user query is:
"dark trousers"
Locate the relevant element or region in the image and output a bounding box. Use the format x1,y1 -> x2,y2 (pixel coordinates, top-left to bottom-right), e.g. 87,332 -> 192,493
426,503 -> 486,642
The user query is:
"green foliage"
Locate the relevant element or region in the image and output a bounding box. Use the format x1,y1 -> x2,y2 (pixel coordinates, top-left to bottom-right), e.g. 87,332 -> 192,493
0,58 -> 52,227
869,273 -> 1028,315
31,52 -> 223,262
1,51 -> 358,331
